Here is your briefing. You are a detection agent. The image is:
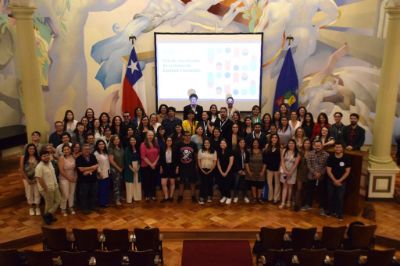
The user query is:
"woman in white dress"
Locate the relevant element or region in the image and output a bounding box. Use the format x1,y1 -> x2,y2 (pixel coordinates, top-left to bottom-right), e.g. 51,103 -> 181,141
279,139 -> 301,209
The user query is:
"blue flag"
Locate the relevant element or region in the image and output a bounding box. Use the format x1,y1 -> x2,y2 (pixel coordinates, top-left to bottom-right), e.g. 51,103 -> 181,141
273,48 -> 299,113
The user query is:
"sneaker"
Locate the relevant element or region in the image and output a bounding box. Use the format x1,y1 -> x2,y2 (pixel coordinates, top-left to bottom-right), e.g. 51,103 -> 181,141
61,209 -> 67,217
219,197 -> 227,203
233,197 -> 239,203
207,197 -> 212,203
29,208 -> 35,216
69,208 -> 76,215
301,205 -> 311,211
151,197 -> 157,201
244,197 -> 250,204
191,196 -> 197,203
226,198 -> 232,205
338,216 -> 344,222
319,209 -> 327,216
177,196 -> 183,203
35,208 -> 41,216
115,200 -> 122,206
198,199 -> 204,205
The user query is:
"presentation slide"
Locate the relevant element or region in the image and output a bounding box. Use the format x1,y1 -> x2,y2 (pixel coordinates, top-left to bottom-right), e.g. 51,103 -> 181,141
155,33 -> 263,111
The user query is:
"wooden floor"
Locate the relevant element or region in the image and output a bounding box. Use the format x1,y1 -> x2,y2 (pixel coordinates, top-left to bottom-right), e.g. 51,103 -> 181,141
0,154 -> 400,265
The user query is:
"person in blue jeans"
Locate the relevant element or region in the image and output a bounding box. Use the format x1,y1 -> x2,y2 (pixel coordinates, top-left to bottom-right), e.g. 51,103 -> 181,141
326,142 -> 351,221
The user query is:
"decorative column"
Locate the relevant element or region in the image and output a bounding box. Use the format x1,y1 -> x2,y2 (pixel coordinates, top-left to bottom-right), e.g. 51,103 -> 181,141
368,0 -> 400,199
10,4 -> 49,143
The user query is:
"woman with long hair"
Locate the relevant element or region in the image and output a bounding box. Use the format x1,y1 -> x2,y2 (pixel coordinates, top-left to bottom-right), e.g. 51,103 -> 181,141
210,127 -> 222,152
137,116 -> 154,144
156,126 -> 167,152
108,135 -> 125,205
229,122 -> 242,151
84,108 -> 95,130
302,112 -> 315,139
231,111 -> 243,131
261,113 -> 272,134
122,126 -> 135,148
63,110 -> 78,135
199,111 -> 211,137
312,112 -> 330,139
124,136 -> 141,203
93,139 -> 111,207
217,139 -> 234,204
279,139 -> 301,209
208,104 -> 219,124
198,138 -> 217,204
294,138 -> 312,211
111,115 -> 125,137
171,124 -> 184,144
272,111 -> 281,128
289,111 -> 301,136
99,112 -> 111,129
264,134 -> 281,203
319,126 -> 335,148
80,117 -> 89,131
149,113 -> 161,132
243,116 -> 253,136
160,136 -> 176,202
72,142 -> 82,159
140,130 -> 160,201
245,139 -> 266,203
133,107 -> 145,129
232,138 -> 250,203
278,116 -> 292,147
19,144 -> 40,216
297,106 -> 307,123
157,104 -> 169,123
58,144 -> 77,216
293,127 -> 306,151
279,103 -> 289,118
93,119 -> 104,141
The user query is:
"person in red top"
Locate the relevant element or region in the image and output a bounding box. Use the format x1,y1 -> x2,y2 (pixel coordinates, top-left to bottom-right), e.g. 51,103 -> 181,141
312,112 -> 330,139
140,130 -> 160,201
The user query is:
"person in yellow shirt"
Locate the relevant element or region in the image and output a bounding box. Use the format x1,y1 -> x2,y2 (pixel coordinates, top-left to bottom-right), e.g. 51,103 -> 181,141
182,110 -> 199,136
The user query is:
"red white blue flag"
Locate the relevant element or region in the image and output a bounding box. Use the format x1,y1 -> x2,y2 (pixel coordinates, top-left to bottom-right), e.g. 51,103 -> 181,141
122,47 -> 146,116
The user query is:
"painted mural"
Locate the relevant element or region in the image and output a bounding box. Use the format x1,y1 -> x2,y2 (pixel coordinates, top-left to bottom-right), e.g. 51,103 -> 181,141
0,0 -> 398,144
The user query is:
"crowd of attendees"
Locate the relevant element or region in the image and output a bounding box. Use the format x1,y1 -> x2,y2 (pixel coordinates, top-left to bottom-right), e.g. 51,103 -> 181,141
19,94 -> 365,225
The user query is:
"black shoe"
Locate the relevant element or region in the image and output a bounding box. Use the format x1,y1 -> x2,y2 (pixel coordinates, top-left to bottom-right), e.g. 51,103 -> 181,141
168,197 -> 174,202
42,213 -> 52,225
160,198 -> 169,203
191,196 -> 197,203
48,213 -> 57,222
177,196 -> 183,203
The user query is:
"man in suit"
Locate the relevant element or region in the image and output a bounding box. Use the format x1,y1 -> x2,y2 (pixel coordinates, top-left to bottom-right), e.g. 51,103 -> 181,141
342,113 -> 365,151
183,93 -> 203,121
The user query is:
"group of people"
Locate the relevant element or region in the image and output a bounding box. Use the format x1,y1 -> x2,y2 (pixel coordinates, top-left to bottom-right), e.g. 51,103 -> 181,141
20,94 -> 365,224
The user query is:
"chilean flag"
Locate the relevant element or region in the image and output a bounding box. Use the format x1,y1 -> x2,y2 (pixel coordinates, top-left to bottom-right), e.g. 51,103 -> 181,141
122,47 -> 146,116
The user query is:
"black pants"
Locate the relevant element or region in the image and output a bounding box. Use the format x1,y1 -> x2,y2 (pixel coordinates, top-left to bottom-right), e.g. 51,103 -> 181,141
328,181 -> 347,217
142,167 -> 156,198
305,178 -> 327,210
232,173 -> 247,197
218,173 -> 232,198
199,169 -> 213,199
79,181 -> 97,211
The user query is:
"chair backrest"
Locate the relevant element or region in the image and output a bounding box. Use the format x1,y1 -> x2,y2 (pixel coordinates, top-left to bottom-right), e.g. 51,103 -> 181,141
291,227 -> 317,251
103,229 -> 130,252
73,228 -> 99,251
42,227 -> 70,251
134,228 -> 160,251
365,249 -> 396,266
22,250 -> 54,266
347,224 -> 377,249
93,250 -> 122,266
260,227 -> 286,250
321,226 -> 347,250
127,250 -> 155,266
297,249 -> 327,266
333,249 -> 362,266
58,251 -> 90,266
0,249 -> 21,266
262,250 -> 294,266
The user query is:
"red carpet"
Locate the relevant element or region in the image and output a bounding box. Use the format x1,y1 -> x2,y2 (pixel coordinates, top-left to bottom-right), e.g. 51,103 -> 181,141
181,240 -> 253,266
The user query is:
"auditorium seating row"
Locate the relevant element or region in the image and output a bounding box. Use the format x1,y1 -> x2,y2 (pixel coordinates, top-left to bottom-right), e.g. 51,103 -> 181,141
0,226 -> 164,266
252,223 -> 400,266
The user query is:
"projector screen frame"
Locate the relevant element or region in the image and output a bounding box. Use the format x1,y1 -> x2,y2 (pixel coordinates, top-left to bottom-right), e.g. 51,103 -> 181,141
154,32 -> 264,113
